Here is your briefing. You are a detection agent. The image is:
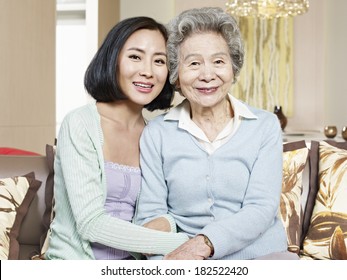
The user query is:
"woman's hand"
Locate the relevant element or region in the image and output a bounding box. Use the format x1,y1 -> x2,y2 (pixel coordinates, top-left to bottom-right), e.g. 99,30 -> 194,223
143,217 -> 171,232
163,235 -> 212,260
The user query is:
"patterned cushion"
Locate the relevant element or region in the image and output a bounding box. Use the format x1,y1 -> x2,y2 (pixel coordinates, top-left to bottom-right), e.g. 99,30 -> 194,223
280,141 -> 309,254
0,173 -> 41,259
302,141 -> 347,259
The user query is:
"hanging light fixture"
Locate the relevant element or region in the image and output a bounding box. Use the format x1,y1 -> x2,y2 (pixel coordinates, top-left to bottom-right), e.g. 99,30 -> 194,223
225,0 -> 309,18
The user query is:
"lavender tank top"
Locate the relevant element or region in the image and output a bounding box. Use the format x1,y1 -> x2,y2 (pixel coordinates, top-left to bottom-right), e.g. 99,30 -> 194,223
91,162 -> 141,260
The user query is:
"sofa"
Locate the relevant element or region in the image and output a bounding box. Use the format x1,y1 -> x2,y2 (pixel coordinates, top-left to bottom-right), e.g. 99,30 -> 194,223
0,140 -> 346,260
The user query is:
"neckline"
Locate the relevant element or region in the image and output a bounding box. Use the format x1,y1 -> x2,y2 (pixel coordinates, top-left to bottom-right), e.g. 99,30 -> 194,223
104,161 -> 141,174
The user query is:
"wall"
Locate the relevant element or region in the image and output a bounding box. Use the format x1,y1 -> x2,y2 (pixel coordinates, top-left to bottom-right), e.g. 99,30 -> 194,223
0,0 -> 56,154
0,0 -> 120,154
120,0 -> 175,23
174,0 -> 226,13
97,0 -> 120,47
290,0 -> 325,131
290,0 -> 347,133
324,0 -> 347,131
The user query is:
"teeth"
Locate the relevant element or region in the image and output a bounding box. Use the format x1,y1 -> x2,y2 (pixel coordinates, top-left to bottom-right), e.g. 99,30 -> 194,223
198,87 -> 217,93
134,83 -> 152,88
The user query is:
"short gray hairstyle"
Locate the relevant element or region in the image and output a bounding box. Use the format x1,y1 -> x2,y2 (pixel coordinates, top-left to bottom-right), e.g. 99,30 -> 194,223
166,7 -> 244,88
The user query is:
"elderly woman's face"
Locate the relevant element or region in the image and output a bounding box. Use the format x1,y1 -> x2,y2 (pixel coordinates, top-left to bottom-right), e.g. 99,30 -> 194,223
177,32 -> 234,109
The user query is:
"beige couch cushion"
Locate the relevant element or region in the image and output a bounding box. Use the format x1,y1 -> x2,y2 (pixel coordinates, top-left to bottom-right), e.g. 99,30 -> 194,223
302,141 -> 347,259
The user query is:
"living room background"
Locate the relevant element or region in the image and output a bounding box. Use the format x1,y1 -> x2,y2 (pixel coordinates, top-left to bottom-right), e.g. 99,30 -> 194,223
1,0 -> 346,154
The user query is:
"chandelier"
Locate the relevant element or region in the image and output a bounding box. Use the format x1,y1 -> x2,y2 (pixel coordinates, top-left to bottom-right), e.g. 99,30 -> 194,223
225,0 -> 309,18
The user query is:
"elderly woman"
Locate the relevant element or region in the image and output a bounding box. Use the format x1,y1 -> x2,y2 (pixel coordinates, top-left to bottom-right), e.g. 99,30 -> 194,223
135,7 -> 297,260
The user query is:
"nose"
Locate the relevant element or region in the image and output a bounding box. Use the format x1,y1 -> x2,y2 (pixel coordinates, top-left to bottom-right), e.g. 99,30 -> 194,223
199,64 -> 216,82
139,60 -> 153,78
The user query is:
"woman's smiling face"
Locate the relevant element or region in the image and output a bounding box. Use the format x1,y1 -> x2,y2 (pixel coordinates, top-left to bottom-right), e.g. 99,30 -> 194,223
177,32 -> 234,110
117,29 -> 168,107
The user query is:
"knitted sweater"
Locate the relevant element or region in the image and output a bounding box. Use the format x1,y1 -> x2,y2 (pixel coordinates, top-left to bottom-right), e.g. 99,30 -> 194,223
134,103 -> 287,260
45,103 -> 188,260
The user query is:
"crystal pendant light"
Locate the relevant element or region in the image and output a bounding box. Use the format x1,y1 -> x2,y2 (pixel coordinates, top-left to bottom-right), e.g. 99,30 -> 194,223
225,0 -> 309,18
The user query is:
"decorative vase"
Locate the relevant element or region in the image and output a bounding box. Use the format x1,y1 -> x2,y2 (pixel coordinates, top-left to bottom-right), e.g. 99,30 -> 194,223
324,126 -> 337,138
274,106 -> 287,131
342,126 -> 347,141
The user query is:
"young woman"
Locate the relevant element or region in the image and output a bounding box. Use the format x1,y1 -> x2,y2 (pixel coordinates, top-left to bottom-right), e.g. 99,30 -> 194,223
45,17 -> 188,260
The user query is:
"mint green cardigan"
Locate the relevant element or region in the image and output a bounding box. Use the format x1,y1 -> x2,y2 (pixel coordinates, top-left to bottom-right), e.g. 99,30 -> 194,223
45,103 -> 188,259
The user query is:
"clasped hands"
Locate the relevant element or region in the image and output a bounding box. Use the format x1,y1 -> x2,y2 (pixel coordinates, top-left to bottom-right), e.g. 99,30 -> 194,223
163,235 -> 212,260
143,217 -> 213,260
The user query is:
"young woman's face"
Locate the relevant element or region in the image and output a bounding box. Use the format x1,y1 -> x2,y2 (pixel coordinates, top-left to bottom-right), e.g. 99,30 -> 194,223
117,29 -> 168,106
177,32 -> 234,110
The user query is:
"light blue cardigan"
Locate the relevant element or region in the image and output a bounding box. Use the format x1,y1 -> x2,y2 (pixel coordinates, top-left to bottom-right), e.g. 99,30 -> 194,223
134,102 -> 287,260
45,103 -> 188,260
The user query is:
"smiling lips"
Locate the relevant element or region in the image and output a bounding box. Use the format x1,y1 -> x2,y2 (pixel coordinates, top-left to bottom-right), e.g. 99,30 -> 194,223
196,86 -> 218,94
133,82 -> 154,93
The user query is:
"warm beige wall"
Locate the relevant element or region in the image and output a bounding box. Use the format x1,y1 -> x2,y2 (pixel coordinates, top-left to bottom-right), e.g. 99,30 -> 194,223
0,0 -> 120,155
174,0 -> 226,13
86,0 -> 120,63
290,0 -> 347,132
290,0 -> 325,131
120,0 -> 175,23
0,0 -> 56,154
324,0 -> 347,132
98,0 -> 120,46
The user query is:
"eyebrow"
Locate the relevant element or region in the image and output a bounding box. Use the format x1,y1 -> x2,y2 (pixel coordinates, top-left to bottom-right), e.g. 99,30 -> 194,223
183,52 -> 229,61
127,47 -> 167,57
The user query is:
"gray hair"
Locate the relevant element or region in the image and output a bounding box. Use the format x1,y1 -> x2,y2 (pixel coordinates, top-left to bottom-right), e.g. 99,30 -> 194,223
166,7 -> 244,88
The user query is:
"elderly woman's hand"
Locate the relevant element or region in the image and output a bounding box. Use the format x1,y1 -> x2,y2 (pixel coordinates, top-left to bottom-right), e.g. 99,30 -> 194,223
163,235 -> 212,260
